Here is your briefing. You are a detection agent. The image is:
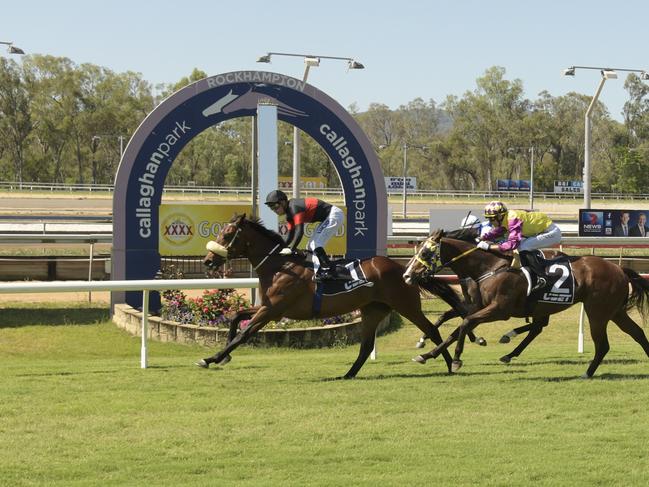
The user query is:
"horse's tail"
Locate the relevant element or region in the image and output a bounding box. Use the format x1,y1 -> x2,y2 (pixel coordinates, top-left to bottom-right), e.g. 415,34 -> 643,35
417,278 -> 468,317
623,268 -> 649,320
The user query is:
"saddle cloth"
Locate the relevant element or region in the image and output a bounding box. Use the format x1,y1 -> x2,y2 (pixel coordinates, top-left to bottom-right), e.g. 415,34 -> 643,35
521,251 -> 575,304
312,259 -> 374,317
318,259 -> 374,295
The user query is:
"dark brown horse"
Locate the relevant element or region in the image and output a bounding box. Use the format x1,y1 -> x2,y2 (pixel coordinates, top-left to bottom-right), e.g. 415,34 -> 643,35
197,214 -> 467,378
402,229 -> 649,378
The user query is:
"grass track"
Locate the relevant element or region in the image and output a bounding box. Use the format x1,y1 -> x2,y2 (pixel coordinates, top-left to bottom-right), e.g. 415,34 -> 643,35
2,302 -> 649,486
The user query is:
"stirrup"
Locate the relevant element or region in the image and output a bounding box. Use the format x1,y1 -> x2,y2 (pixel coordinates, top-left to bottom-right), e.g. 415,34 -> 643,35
530,276 -> 547,292
314,268 -> 335,282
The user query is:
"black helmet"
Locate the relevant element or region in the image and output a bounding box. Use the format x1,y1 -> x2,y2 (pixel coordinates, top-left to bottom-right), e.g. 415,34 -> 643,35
265,190 -> 288,206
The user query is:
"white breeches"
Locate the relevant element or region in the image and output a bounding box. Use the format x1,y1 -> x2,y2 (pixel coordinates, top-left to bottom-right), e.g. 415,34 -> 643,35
518,223 -> 562,251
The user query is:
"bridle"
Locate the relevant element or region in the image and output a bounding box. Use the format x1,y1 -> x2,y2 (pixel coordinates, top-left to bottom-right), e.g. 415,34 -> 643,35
206,224 -> 242,261
205,221 -> 282,271
411,236 -> 480,278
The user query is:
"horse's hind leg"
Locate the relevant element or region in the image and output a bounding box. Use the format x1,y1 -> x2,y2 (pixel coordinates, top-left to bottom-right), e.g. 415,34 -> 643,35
343,304 -> 391,379
499,316 -> 549,363
499,323 -> 533,344
583,314 -> 611,378
611,310 -> 649,357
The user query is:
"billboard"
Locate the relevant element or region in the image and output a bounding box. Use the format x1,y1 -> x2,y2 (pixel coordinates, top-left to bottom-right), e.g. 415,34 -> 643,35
159,203 -> 348,256
554,180 -> 583,194
578,209 -> 649,237
385,176 -> 417,193
278,176 -> 327,190
496,179 -> 530,191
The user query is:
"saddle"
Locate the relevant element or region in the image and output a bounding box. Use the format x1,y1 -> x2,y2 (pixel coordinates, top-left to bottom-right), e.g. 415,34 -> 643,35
298,253 -> 355,282
311,259 -> 374,316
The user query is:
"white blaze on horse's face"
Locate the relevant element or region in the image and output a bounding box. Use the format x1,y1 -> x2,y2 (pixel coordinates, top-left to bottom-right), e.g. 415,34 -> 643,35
403,242 -> 425,285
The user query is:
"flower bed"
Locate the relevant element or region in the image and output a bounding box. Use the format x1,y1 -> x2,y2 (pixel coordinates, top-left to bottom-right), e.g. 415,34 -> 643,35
112,304 -> 382,349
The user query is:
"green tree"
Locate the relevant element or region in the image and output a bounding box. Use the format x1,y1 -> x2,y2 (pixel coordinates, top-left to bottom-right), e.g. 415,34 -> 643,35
0,57 -> 33,184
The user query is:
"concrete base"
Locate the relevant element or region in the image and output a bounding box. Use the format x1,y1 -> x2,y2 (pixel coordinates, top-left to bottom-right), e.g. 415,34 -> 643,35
113,304 -> 396,349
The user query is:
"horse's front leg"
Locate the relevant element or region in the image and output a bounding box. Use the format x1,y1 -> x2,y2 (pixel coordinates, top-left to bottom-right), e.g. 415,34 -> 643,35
219,306 -> 261,365
196,305 -> 276,368
450,303 -> 504,371
422,303 -> 500,363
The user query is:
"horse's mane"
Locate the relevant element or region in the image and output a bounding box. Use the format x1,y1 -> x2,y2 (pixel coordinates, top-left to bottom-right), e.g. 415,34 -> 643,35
431,227 -> 479,243
234,214 -> 287,247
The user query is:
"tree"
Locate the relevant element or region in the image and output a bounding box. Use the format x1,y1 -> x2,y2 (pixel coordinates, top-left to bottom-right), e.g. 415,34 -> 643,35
0,57 -> 33,184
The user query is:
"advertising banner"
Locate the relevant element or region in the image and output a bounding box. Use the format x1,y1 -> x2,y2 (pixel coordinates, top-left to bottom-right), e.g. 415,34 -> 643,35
554,180 -> 583,194
159,203 -> 348,256
278,176 -> 327,190
578,209 -> 649,237
385,176 -> 417,193
496,179 -> 530,191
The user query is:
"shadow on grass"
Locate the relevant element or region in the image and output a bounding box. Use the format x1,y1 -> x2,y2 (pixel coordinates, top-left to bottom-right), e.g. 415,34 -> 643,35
486,358 -> 643,367
318,368 -> 525,382
517,372 -> 649,382
0,307 -> 109,328
15,369 -> 118,378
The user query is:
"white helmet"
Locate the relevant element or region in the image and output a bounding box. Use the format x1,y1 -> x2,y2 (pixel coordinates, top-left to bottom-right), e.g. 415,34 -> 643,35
460,214 -> 480,228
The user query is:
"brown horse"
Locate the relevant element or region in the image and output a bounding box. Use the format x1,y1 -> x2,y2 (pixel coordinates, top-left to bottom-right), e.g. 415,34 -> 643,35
197,214 -> 467,378
402,229 -> 649,378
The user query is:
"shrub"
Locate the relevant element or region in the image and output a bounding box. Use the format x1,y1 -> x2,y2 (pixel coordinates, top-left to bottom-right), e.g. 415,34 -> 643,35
159,264 -> 362,329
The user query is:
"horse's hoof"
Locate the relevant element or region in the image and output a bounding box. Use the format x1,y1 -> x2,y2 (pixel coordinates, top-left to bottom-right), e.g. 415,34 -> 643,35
580,373 -> 592,379
476,337 -> 487,347
499,355 -> 511,364
415,341 -> 426,349
195,359 -> 209,369
499,335 -> 511,344
412,355 -> 427,364
451,360 -> 463,372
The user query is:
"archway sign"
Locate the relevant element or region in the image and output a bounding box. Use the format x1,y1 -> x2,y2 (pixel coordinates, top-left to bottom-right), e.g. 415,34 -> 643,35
113,71 -> 387,310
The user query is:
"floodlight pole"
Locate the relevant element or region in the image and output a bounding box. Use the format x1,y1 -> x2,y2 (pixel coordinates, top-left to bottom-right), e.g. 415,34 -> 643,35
0,41 -> 25,55
583,76 -> 607,209
292,64 -> 312,199
563,65 -> 649,209
257,51 -> 364,198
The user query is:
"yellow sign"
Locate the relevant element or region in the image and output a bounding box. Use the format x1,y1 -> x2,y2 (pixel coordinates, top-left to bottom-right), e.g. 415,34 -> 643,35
159,203 -> 347,256
159,204 -> 250,256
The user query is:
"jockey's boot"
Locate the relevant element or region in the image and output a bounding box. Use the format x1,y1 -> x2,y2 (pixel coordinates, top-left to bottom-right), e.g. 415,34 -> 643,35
313,247 -> 337,282
520,250 -> 547,292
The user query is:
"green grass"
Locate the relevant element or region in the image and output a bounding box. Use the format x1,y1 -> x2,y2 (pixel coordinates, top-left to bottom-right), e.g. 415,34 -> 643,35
2,300 -> 649,486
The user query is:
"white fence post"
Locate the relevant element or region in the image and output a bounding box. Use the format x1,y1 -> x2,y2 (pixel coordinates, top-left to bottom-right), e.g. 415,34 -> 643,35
141,290 -> 149,369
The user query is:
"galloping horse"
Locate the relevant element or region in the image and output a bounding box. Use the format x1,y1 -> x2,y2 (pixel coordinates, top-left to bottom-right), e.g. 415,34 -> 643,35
402,229 -> 649,378
197,214 -> 467,378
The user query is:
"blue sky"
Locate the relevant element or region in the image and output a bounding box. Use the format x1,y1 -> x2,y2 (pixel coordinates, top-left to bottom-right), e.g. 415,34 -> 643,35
4,0 -> 648,121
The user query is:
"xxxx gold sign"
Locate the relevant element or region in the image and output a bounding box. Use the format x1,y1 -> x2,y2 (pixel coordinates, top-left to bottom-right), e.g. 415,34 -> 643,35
159,203 -> 348,256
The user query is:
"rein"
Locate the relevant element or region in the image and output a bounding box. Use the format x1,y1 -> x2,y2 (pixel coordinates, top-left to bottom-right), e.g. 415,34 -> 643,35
206,224 -> 283,271
252,243 -> 281,270
440,245 -> 479,269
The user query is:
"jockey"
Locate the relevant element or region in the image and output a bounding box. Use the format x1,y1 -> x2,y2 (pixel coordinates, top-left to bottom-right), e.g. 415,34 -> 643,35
265,189 -> 344,282
476,201 -> 562,290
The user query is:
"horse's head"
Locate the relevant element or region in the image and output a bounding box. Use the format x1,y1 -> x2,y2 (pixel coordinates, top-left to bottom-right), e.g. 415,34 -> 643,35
204,213 -> 247,269
403,229 -> 444,285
